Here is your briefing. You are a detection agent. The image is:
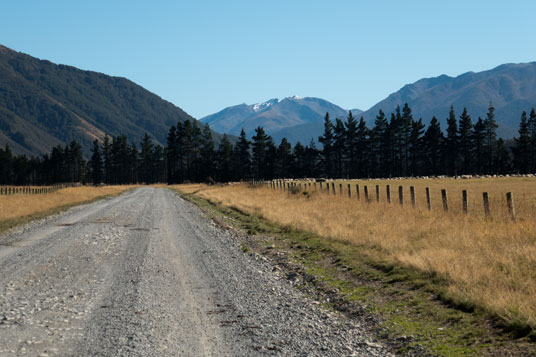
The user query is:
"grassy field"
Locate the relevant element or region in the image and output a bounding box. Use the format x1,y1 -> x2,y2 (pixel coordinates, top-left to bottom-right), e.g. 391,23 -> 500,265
178,177 -> 536,334
0,185 -> 136,232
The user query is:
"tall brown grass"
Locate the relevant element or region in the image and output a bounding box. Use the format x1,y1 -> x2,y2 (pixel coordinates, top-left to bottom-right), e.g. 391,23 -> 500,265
178,178 -> 536,329
0,185 -> 134,223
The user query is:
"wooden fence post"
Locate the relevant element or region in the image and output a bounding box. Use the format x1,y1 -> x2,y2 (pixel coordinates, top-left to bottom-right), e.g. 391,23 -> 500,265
314,182 -> 317,190
332,182 -> 336,195
347,184 -> 351,198
376,185 -> 380,203
398,186 -> 403,206
339,183 -> 342,195
326,182 -> 330,194
386,185 -> 391,204
364,185 -> 370,203
483,192 -> 490,217
506,192 -> 515,220
425,187 -> 431,211
441,189 -> 448,212
462,190 -> 468,214
410,186 -> 416,208
356,184 -> 360,201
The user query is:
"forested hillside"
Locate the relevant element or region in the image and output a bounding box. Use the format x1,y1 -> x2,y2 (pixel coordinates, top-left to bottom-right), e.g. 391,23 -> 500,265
0,44 -> 202,156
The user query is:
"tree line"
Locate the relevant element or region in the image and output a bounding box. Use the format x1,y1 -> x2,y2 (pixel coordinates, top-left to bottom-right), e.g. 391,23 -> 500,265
1,102 -> 536,186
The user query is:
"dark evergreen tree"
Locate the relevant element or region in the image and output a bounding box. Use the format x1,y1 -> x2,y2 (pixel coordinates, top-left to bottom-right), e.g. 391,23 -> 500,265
472,117 -> 487,174
318,113 -> 334,177
355,117 -> 370,178
423,117 -> 444,175
444,106 -> 459,176
400,103 -> 413,176
90,139 -> 103,185
409,118 -> 425,176
332,118 -> 346,178
484,103 -> 498,173
370,109 -> 389,177
458,108 -> 473,174
251,126 -> 269,179
139,133 -> 154,184
103,135 -> 112,184
217,134 -> 234,182
495,138 -> 510,174
275,138 -> 294,178
528,108 -> 536,172
513,111 -> 531,173
200,123 -> 215,181
344,111 -> 359,177
233,128 -> 251,180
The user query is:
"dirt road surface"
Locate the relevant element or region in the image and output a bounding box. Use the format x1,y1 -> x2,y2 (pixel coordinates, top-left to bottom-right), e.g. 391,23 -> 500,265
0,188 -> 389,356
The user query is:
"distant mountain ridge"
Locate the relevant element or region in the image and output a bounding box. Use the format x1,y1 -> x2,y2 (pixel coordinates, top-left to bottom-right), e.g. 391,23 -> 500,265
0,44 -> 208,157
359,62 -> 536,138
201,96 -> 359,144
203,62 -> 536,143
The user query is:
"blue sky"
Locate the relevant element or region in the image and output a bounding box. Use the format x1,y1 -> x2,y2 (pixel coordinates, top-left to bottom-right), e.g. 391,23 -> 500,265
2,1 -> 536,118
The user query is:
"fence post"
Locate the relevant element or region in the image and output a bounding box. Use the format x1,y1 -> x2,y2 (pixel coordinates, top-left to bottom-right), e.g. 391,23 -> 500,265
326,182 -> 330,194
339,183 -> 342,195
347,184 -> 351,198
462,190 -> 468,214
441,189 -> 448,212
386,185 -> 391,204
331,182 -> 336,195
410,186 -> 416,208
425,187 -> 431,211
356,184 -> 360,201
506,192 -> 515,220
483,192 -> 490,217
314,182 -> 317,190
398,186 -> 403,205
364,185 -> 370,203
375,185 -> 380,203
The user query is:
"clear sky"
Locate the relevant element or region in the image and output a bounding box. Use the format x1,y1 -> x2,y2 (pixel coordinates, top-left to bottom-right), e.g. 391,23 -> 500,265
2,1 -> 536,119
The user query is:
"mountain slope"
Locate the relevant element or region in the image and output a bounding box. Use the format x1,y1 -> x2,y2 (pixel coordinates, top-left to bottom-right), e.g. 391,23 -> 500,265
360,62 -> 536,138
0,44 -> 201,156
201,96 -> 355,144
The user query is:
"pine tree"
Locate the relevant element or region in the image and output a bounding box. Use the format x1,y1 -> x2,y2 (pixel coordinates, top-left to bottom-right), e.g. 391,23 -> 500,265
217,134 -> 234,182
318,113 -> 334,178
90,139 -> 103,185
423,117 -> 444,175
276,138 -> 294,178
458,108 -> 473,174
472,117 -> 487,174
371,109 -> 389,177
513,111 -> 531,173
356,117 -> 370,178
200,123 -> 215,181
103,135 -> 112,184
166,125 -> 178,184
484,103 -> 498,173
444,105 -> 459,176
344,111 -> 359,177
333,118 -> 346,178
528,108 -> 536,172
400,103 -> 413,176
252,126 -> 269,179
139,133 -> 154,183
233,128 -> 251,180
495,138 -> 510,174
409,118 -> 425,176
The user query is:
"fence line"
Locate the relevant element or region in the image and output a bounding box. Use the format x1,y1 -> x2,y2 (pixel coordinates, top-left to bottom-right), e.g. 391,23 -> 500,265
262,179 -> 519,221
0,183 -> 80,196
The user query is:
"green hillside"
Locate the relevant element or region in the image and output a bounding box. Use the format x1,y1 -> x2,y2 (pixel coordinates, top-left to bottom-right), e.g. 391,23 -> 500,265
0,44 -> 200,156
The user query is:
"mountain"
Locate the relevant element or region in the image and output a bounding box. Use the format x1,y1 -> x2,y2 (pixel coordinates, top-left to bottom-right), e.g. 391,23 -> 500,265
0,44 -> 205,157
359,62 -> 536,138
201,96 -> 356,145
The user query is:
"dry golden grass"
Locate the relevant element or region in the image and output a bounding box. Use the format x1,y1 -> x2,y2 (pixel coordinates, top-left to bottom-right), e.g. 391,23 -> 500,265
0,185 -> 135,223
177,179 -> 536,328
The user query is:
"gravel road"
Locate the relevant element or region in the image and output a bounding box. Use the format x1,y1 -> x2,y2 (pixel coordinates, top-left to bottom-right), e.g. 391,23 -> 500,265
0,187 -> 390,356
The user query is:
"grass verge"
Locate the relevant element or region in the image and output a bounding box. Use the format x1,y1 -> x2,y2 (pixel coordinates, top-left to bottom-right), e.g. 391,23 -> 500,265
173,186 -> 536,356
